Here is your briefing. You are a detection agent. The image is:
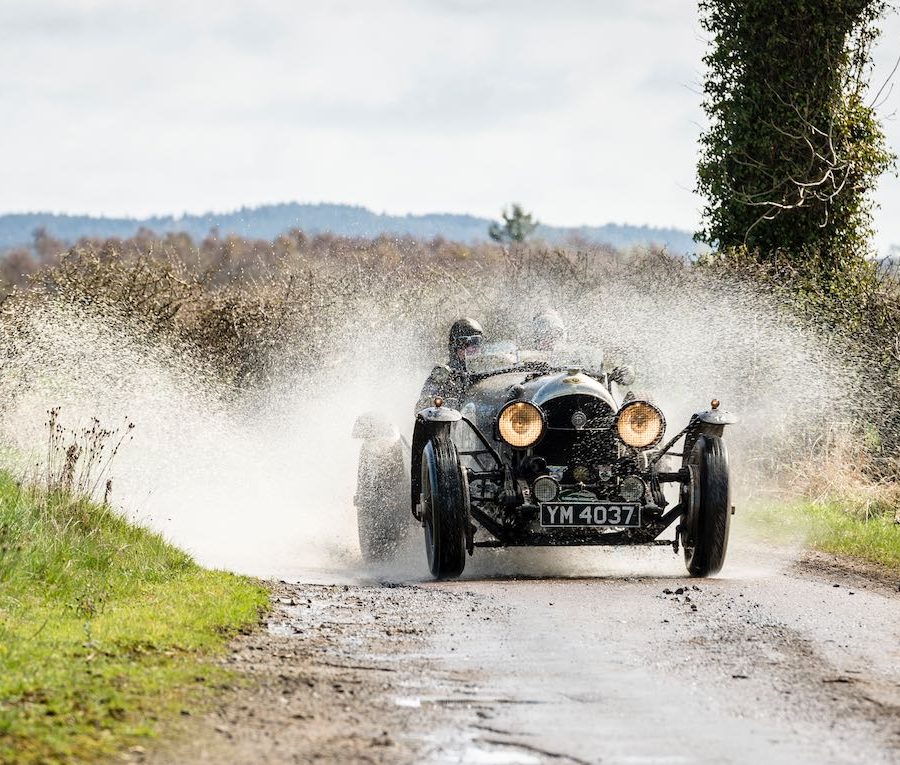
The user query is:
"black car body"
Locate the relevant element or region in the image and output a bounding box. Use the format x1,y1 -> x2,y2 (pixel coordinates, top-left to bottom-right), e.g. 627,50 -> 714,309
354,354 -> 737,579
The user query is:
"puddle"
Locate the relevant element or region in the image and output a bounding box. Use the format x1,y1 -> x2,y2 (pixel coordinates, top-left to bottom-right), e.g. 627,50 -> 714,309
393,696 -> 423,708
457,745 -> 542,765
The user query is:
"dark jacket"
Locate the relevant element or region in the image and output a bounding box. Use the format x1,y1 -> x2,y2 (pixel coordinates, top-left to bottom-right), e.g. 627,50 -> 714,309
416,364 -> 468,412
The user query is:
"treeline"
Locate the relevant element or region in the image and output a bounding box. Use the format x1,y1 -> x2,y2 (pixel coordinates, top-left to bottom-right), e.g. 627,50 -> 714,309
0,204 -> 699,255
1,225 -> 511,295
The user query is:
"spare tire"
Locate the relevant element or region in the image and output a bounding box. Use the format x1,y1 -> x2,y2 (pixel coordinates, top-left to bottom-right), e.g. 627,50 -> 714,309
355,439 -> 408,563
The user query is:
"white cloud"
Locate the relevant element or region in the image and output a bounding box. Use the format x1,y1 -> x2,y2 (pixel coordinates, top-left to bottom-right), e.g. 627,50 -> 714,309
0,1 -> 897,248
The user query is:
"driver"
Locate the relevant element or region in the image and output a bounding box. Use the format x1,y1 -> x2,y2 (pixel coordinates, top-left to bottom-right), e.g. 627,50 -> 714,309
416,317 -> 483,410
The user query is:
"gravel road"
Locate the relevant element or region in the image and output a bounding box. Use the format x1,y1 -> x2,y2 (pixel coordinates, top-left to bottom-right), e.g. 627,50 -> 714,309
146,546 -> 900,765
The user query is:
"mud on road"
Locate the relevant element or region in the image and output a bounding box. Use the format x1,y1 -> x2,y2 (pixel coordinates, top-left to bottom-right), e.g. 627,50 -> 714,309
146,550 -> 900,765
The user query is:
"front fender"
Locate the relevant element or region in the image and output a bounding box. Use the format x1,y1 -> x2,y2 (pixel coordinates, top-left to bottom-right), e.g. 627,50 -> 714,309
416,405 -> 462,423
696,409 -> 739,426
410,405 -> 461,517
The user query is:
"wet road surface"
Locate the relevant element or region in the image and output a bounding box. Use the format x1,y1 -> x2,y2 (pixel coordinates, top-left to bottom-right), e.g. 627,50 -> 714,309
148,547 -> 900,765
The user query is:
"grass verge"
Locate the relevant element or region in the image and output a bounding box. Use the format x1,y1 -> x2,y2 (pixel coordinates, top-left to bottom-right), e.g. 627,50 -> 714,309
746,499 -> 900,571
0,470 -> 270,765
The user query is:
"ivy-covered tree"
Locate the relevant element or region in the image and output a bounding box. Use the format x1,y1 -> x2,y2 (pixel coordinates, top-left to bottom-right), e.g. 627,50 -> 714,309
696,0 -> 895,270
488,204 -> 539,243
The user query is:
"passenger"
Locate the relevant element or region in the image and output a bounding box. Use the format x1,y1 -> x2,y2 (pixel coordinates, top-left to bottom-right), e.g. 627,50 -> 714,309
416,317 -> 484,411
532,308 -> 567,352
518,309 -> 568,364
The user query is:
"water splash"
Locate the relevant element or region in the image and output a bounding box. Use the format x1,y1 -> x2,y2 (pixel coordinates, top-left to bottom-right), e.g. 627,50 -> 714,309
0,265 -> 851,580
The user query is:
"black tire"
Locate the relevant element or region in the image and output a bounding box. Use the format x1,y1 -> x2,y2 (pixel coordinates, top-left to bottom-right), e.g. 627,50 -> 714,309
421,428 -> 468,579
355,439 -> 408,563
681,435 -> 731,577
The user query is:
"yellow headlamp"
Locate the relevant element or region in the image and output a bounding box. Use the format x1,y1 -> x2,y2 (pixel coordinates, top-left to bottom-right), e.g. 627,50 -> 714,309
615,401 -> 665,449
498,401 -> 545,448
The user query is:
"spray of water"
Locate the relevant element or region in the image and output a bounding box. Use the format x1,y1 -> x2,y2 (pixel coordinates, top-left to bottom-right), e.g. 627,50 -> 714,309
0,267 -> 852,581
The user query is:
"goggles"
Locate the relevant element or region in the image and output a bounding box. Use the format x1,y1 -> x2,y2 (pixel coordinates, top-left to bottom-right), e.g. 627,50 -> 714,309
457,334 -> 483,349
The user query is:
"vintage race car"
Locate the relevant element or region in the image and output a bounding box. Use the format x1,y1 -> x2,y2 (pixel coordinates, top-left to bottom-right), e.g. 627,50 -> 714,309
353,352 -> 737,579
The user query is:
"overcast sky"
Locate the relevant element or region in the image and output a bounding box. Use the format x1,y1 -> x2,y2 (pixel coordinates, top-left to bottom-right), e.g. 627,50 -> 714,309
2,1 -> 899,249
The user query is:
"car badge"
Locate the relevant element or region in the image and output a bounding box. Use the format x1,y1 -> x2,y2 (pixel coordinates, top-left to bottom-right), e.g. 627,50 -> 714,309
571,410 -> 588,429
547,465 -> 566,481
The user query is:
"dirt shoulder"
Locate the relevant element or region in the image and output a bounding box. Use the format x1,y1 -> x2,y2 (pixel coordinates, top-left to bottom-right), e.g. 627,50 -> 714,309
795,547 -> 900,594
140,582 -> 487,765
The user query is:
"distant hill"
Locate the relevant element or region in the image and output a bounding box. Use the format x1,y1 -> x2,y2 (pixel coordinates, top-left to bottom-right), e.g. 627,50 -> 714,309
0,202 -> 700,255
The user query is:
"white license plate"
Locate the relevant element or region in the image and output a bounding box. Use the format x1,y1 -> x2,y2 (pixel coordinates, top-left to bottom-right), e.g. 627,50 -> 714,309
540,503 -> 640,527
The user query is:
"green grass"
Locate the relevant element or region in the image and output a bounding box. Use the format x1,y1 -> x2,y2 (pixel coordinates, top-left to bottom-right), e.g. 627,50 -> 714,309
746,498 -> 900,570
0,471 -> 270,765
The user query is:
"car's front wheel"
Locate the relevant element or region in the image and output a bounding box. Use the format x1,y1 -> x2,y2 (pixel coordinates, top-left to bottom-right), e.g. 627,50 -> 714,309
681,435 -> 731,577
420,428 -> 468,579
